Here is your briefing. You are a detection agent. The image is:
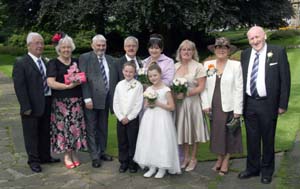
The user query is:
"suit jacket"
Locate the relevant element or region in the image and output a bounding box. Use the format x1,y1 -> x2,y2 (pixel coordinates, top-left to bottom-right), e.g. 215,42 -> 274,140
79,51 -> 118,111
201,59 -> 243,114
116,55 -> 143,81
12,54 -> 46,116
241,44 -> 290,117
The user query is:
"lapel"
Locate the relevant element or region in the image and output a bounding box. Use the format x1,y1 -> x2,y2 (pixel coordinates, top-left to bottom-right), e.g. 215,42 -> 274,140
242,48 -> 251,82
136,57 -> 143,68
265,45 -> 273,80
26,54 -> 42,75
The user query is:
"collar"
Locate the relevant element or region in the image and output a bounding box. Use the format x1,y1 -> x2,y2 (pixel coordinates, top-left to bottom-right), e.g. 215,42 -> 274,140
125,54 -> 136,61
28,52 -> 41,62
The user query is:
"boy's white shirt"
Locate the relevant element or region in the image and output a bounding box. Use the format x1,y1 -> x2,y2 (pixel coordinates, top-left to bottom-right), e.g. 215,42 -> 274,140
113,78 -> 143,121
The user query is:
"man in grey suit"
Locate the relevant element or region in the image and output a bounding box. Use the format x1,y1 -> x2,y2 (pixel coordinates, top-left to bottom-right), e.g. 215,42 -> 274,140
79,34 -> 118,168
116,36 -> 143,81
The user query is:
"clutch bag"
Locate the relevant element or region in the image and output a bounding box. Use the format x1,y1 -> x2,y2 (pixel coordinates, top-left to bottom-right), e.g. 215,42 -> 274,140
226,117 -> 241,133
64,72 -> 87,85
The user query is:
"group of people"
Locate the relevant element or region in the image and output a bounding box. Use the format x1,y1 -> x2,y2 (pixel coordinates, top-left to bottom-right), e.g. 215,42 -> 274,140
12,25 -> 290,184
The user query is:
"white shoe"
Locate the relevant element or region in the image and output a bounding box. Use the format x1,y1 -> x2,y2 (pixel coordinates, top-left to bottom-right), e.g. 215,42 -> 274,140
154,168 -> 166,179
143,167 -> 157,178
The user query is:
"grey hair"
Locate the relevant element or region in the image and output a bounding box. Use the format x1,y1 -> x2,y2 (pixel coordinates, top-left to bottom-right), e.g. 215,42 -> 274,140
175,39 -> 199,62
26,32 -> 43,45
124,36 -> 139,47
55,35 -> 76,55
92,34 -> 106,44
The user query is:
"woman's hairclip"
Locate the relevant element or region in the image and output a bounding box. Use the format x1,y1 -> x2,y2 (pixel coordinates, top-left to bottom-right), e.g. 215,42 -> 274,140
150,37 -> 161,40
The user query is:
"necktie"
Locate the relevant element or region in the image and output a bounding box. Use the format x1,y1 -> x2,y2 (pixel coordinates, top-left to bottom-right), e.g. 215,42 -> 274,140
37,59 -> 49,94
250,52 -> 259,97
99,56 -> 109,92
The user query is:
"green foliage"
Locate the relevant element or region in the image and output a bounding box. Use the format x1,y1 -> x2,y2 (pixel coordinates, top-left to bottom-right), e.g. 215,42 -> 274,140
7,33 -> 27,47
73,30 -> 96,53
269,30 -> 300,40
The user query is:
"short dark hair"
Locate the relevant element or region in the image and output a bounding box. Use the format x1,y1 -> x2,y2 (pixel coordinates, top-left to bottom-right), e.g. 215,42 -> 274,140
123,60 -> 137,72
147,33 -> 164,49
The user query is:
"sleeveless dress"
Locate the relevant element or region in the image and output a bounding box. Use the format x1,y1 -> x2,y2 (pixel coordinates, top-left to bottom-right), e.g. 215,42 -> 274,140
134,86 -> 181,174
175,60 -> 210,144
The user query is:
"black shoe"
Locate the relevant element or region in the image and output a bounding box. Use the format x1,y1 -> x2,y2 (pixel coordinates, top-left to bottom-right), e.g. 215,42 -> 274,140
92,159 -> 102,168
129,162 -> 138,173
261,176 -> 272,184
100,154 -> 113,161
30,163 -> 42,173
41,157 -> 61,164
119,164 -> 128,173
238,170 -> 260,179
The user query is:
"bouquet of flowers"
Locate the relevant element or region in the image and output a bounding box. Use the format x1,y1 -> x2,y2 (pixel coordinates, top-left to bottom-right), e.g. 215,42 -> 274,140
171,77 -> 188,102
207,64 -> 217,77
143,90 -> 158,108
137,68 -> 149,85
64,63 -> 87,85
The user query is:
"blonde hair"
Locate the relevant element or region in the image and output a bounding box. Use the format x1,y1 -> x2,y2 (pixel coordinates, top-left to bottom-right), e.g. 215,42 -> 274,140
175,39 -> 199,62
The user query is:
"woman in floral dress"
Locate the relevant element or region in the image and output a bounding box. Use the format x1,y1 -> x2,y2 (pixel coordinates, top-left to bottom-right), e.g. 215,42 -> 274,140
47,35 -> 87,169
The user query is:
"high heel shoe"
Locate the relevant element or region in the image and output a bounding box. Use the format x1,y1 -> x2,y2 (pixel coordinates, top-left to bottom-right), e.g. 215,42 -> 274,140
180,159 -> 190,169
73,161 -> 81,167
185,159 -> 197,172
218,170 -> 228,176
212,166 -> 221,172
64,161 -> 75,169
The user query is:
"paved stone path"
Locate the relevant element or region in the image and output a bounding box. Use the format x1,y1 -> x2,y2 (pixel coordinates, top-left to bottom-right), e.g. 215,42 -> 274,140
0,72 -> 299,189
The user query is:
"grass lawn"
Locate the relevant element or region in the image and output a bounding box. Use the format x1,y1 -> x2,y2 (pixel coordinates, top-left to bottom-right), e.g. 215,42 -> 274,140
1,38 -> 299,162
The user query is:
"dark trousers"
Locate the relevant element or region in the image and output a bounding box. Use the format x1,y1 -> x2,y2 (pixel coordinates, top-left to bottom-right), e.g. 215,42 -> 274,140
84,102 -> 109,160
21,97 -> 51,165
117,117 -> 139,165
244,97 -> 277,177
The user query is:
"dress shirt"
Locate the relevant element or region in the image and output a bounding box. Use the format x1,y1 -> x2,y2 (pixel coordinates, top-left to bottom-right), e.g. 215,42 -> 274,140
113,79 -> 143,121
125,54 -> 140,70
143,54 -> 175,86
246,44 -> 267,97
28,52 -> 51,96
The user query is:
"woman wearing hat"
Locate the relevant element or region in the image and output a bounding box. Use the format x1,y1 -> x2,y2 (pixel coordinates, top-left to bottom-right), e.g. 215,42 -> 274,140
201,37 -> 243,176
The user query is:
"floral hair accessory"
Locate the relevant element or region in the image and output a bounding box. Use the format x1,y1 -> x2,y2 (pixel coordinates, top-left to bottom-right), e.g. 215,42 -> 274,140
207,64 -> 217,77
52,32 -> 65,45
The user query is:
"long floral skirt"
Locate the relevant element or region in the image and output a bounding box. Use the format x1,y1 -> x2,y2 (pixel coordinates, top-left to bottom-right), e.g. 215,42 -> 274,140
50,97 -> 88,153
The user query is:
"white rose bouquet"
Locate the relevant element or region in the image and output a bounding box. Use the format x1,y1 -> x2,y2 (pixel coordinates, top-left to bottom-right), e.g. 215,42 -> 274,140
143,90 -> 158,108
137,68 -> 149,85
171,77 -> 188,102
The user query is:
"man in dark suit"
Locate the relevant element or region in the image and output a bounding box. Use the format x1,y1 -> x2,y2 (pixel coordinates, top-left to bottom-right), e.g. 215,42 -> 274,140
238,26 -> 291,184
79,34 -> 118,168
116,36 -> 143,81
12,32 -> 60,173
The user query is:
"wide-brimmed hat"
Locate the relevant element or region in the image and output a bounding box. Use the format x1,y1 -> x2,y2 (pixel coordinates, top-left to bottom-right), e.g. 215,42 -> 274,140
207,37 -> 237,54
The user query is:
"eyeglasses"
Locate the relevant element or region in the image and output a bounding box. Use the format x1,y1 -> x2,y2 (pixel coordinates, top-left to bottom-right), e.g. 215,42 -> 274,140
181,48 -> 193,52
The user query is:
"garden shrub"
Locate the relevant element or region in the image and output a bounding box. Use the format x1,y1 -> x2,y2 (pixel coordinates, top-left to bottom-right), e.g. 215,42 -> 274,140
269,30 -> 300,40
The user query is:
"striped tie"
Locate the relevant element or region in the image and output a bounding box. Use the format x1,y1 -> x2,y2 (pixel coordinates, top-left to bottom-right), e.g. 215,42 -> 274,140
250,52 -> 259,97
37,59 -> 49,94
98,56 -> 109,92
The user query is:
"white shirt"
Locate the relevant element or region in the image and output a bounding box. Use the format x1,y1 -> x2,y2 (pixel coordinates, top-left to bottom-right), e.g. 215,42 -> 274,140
125,54 -> 140,70
113,79 -> 143,121
246,44 -> 267,97
28,52 -> 51,96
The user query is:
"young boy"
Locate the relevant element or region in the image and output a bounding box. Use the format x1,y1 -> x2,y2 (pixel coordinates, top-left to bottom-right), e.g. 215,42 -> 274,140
113,61 -> 143,173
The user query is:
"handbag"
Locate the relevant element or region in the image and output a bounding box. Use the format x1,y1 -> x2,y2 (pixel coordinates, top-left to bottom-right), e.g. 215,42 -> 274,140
226,117 -> 241,133
64,72 -> 87,85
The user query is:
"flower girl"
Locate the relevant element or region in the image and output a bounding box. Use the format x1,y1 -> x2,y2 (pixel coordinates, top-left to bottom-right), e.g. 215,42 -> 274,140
134,63 -> 181,178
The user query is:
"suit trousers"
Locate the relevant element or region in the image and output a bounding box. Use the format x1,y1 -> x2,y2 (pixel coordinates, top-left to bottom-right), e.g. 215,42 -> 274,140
21,96 -> 51,165
84,98 -> 109,160
244,96 -> 277,177
117,117 -> 139,165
